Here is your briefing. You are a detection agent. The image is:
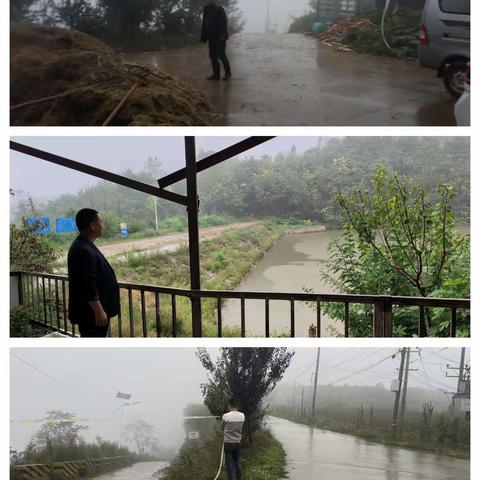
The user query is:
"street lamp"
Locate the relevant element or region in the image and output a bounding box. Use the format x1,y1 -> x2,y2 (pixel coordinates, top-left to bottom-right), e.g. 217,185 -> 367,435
119,401 -> 140,446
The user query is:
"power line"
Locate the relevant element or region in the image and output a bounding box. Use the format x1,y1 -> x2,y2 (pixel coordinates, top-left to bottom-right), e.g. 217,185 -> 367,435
11,352 -> 90,400
422,349 -> 460,364
324,352 -> 398,386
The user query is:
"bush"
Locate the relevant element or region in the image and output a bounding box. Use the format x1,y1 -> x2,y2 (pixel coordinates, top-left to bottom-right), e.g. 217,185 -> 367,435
10,306 -> 36,337
289,12 -> 317,33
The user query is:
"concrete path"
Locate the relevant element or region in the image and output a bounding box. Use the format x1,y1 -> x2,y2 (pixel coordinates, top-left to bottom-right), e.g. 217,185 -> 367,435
127,33 -> 456,126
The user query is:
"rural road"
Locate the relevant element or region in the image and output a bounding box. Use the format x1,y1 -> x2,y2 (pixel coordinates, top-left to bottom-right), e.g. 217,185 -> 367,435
91,461 -> 168,479
269,417 -> 469,480
127,33 -> 456,126
98,221 -> 258,258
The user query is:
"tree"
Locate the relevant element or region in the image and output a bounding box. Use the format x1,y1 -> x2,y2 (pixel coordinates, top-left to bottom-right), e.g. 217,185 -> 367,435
320,166 -> 468,336
197,347 -> 294,442
10,219 -> 57,272
125,419 -> 158,455
336,166 -> 463,298
10,0 -> 37,22
56,0 -> 106,35
23,410 -> 88,462
99,0 -> 158,42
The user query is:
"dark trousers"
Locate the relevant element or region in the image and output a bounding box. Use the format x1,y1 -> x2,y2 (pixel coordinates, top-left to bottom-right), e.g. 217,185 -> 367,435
208,39 -> 231,77
224,443 -> 241,480
78,321 -> 109,338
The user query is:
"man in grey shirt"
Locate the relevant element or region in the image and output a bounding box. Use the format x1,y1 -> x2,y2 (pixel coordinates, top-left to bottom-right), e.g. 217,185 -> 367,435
221,398 -> 245,480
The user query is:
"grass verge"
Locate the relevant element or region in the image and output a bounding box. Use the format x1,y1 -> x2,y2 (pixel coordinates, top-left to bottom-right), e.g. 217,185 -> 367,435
271,409 -> 469,459
162,429 -> 286,480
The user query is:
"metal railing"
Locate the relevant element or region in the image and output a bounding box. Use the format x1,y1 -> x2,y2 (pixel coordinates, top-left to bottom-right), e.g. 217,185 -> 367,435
10,272 -> 470,338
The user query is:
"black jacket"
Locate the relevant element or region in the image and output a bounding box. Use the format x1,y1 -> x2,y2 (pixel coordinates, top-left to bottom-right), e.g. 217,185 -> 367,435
201,4 -> 229,42
67,236 -> 120,325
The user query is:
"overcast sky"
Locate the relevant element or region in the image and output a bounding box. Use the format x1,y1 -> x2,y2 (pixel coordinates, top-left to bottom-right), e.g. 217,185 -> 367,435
10,137 -> 321,202
10,348 -> 467,452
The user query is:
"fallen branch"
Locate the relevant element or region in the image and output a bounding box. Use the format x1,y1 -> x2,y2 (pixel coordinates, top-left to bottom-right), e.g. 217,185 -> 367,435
10,91 -> 71,111
102,83 -> 139,126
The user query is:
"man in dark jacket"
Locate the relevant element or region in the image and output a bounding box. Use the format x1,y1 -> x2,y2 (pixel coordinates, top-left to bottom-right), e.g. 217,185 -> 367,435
201,0 -> 232,81
67,208 -> 120,337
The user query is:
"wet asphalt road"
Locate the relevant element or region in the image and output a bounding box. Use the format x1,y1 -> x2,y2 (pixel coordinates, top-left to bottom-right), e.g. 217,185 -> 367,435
88,461 -> 168,479
128,33 -> 456,126
269,417 -> 469,480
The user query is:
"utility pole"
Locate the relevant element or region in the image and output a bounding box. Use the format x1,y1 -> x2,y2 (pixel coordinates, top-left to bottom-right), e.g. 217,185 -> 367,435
316,0 -> 321,21
392,348 -> 406,433
400,348 -> 419,427
457,347 -> 466,393
311,348 -> 321,422
292,383 -> 297,411
265,0 -> 271,33
154,198 -> 158,231
301,386 -> 305,416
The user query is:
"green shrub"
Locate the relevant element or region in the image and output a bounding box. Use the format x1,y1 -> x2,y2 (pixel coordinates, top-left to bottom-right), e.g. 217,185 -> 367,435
10,306 -> 36,337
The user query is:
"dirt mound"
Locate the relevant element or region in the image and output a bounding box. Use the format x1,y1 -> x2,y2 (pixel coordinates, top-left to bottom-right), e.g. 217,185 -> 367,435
315,9 -> 421,59
10,22 -> 217,126
317,17 -> 378,52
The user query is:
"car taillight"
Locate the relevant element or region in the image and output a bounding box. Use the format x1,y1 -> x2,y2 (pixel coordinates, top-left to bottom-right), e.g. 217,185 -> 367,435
419,24 -> 429,46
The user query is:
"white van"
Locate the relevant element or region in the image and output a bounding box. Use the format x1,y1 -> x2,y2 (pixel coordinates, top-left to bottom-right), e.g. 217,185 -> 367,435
418,0 -> 470,97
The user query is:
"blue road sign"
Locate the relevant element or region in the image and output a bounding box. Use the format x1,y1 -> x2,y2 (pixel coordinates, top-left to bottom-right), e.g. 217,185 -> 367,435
27,217 -> 50,234
56,217 -> 77,234
120,222 -> 128,238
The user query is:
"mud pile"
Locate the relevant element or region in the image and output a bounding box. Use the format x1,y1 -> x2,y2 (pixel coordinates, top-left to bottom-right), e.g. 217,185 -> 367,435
11,23 -> 217,126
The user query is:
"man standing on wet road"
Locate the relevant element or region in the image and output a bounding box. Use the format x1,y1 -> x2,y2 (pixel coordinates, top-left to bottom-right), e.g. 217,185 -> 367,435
201,0 -> 232,81
67,208 -> 120,337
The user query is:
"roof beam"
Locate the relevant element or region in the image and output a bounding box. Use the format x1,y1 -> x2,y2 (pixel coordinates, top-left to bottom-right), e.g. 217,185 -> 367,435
10,141 -> 188,206
157,136 -> 275,188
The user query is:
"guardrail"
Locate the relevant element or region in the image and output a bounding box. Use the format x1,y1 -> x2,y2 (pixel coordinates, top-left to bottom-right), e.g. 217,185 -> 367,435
10,456 -> 132,479
10,271 -> 470,337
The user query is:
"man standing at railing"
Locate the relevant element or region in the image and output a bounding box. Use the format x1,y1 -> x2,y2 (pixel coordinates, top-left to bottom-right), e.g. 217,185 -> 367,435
67,209 -> 120,337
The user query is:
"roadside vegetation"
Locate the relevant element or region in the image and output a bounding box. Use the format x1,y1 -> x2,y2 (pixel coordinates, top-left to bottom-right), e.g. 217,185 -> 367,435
110,222 -> 284,336
271,404 -> 469,459
290,2 -> 424,59
313,167 -> 470,337
163,428 -> 286,480
10,410 -> 135,465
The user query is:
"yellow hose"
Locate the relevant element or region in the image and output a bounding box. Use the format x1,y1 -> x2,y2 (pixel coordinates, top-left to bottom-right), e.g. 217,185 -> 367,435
212,443 -> 224,480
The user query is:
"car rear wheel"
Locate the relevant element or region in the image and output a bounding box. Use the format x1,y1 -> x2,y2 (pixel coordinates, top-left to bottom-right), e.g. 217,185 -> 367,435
443,61 -> 468,98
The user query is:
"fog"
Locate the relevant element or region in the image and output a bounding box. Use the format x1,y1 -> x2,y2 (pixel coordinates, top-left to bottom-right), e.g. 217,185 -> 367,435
10,348 -> 466,453
10,136 -> 322,203
240,0 -> 312,33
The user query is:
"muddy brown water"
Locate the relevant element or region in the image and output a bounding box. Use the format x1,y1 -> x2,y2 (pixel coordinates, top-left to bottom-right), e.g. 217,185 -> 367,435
125,33 -> 456,126
222,226 -> 469,337
269,417 -> 469,480
85,461 -> 168,479
222,230 -> 342,337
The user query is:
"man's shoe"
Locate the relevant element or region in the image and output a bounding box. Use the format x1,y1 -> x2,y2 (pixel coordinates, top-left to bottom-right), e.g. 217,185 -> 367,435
223,73 -> 232,82
207,75 -> 220,81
